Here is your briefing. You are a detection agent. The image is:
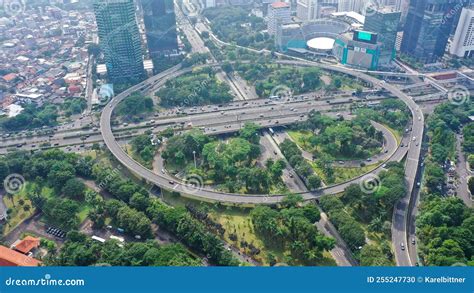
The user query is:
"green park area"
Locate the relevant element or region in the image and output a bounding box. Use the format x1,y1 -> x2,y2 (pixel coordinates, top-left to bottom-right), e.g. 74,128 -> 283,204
162,123 -> 290,194
234,64 -> 324,98
203,6 -> 274,50
319,162 -> 407,265
155,68 -> 233,108
163,191 -> 336,266
2,188 -> 34,236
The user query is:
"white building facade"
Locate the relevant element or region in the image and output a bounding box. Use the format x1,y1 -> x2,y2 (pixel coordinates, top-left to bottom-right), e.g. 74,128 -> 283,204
450,6 -> 474,58
268,2 -> 292,35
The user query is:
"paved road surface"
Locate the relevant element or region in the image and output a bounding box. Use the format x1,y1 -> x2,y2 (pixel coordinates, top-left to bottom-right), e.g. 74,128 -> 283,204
455,133 -> 473,207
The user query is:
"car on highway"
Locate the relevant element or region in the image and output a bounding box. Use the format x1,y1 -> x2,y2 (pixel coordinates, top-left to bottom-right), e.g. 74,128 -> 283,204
400,243 -> 405,250
168,180 -> 175,185
411,238 -> 416,245
412,136 -> 416,141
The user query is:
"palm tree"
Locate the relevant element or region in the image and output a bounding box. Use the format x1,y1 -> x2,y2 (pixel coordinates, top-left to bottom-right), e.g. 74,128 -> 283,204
7,193 -> 14,207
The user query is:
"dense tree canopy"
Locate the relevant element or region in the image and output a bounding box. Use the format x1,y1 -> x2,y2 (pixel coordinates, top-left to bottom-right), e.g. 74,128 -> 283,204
2,103 -> 58,131
250,196 -> 334,265
156,70 -> 233,107
203,6 -> 273,50
46,231 -> 201,266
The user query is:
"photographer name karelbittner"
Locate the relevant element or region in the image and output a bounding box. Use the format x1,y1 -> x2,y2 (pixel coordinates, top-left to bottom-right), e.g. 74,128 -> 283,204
424,276 -> 466,283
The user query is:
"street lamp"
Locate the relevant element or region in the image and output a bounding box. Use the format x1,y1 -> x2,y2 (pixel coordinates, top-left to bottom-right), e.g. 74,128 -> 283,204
193,150 -> 197,168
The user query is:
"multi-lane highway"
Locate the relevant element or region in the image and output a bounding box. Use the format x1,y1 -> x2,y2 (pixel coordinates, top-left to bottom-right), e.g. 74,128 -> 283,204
199,20 -> 426,266
100,61 -> 422,209
93,6 -> 422,266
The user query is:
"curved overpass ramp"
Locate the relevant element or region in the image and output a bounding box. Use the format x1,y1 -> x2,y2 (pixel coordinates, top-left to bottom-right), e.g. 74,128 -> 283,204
100,60 -> 423,266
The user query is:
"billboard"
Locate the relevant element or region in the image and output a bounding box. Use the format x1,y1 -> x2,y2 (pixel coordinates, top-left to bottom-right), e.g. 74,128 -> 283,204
353,30 -> 378,44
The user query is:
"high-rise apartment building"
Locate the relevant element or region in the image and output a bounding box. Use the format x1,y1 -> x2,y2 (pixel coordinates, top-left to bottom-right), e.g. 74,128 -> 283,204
338,0 -> 363,13
94,0 -> 145,82
268,2 -> 292,35
450,5 -> 474,57
364,6 -> 400,65
400,0 -> 457,63
296,0 -> 318,21
141,0 -> 179,57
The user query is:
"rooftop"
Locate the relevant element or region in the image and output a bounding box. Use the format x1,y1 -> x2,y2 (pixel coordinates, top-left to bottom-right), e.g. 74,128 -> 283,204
0,245 -> 41,267
12,236 -> 40,254
271,2 -> 290,9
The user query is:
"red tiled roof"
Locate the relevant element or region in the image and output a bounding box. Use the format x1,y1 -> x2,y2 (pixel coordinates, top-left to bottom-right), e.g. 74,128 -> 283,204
271,1 -> 290,8
432,72 -> 457,80
13,236 -> 40,254
2,73 -> 17,82
0,245 -> 40,267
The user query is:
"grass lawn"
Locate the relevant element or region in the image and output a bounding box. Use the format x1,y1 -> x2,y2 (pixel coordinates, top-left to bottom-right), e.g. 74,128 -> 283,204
288,130 -> 381,161
333,164 -> 379,184
77,205 -> 92,223
162,191 -> 335,266
383,124 -> 402,145
287,130 -> 313,152
209,207 -> 271,264
125,144 -> 154,170
310,161 -> 329,185
2,186 -> 35,236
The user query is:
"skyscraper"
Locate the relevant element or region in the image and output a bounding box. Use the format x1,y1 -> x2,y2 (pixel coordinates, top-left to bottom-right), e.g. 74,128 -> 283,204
400,0 -> 457,63
364,6 -> 401,66
268,2 -> 292,35
450,5 -> 474,57
94,0 -> 145,83
296,0 -> 318,21
141,0 -> 179,57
